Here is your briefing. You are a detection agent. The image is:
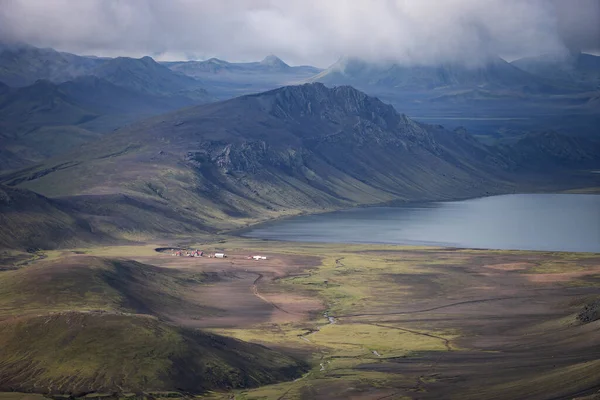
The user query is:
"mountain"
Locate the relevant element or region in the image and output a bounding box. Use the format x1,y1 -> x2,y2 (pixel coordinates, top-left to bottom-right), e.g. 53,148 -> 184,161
166,55 -> 322,99
58,75 -> 205,115
512,52 -> 600,90
0,44 -> 103,87
309,56 -> 558,92
1,83 -> 514,241
92,56 -> 211,100
259,54 -> 291,70
0,54 -> 215,171
0,79 -> 98,133
168,55 -> 319,77
0,79 -> 151,168
499,131 -> 600,171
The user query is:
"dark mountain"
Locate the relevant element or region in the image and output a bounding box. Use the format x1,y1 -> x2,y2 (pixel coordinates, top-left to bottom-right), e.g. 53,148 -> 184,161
1,83 -> 514,240
309,56 -> 557,92
500,131 -> 600,170
0,53 -> 216,171
0,80 -> 9,94
92,56 -> 211,100
0,44 -> 103,87
0,80 -> 101,166
58,75 -> 201,115
0,79 -> 98,131
512,52 -> 600,90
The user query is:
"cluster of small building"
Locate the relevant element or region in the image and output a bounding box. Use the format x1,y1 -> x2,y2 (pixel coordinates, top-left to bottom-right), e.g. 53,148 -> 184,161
172,249 -> 204,257
168,250 -> 267,260
170,250 -> 228,258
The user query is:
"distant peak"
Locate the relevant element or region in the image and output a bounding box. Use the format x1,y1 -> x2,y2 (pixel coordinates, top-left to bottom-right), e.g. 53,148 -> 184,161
111,55 -> 157,64
260,55 -> 289,69
204,57 -> 229,65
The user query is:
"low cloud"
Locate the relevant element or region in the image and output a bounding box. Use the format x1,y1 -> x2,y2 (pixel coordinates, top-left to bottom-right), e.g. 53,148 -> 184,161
0,0 -> 598,67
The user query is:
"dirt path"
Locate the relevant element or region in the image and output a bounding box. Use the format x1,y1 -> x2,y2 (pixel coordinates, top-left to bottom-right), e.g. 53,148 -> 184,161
251,273 -> 294,315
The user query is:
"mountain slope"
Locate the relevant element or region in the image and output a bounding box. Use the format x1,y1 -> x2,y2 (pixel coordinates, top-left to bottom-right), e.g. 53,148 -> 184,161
0,79 -> 98,132
93,56 -> 210,100
0,184 -> 101,250
1,83 -> 512,238
500,131 -> 600,170
0,312 -> 306,395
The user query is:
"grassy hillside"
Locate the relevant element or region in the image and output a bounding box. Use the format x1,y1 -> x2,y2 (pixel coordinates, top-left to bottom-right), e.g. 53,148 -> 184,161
0,254 -> 306,395
0,185 -> 101,250
0,312 -> 305,395
0,255 -> 211,317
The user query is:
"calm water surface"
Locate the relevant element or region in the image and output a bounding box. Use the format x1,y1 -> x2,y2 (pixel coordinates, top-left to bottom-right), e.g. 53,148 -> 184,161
244,194 -> 600,252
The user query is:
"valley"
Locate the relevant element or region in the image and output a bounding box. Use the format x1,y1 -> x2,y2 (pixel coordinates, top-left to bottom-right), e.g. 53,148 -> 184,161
1,240 -> 599,399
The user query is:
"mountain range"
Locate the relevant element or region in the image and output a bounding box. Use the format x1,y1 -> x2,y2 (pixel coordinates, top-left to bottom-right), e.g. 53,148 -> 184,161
164,55 -> 322,99
0,46 -> 218,170
1,44 -> 598,175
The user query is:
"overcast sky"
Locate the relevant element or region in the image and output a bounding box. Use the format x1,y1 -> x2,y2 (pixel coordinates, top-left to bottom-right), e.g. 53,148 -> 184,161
0,0 -> 598,67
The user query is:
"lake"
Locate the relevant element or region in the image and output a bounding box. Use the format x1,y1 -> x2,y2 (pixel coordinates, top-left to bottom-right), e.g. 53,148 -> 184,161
243,194 -> 600,252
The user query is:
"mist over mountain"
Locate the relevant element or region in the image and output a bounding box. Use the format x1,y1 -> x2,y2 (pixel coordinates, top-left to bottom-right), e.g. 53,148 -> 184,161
1,0 -> 598,68
512,52 -> 600,90
0,44 -> 103,86
309,56 -> 559,92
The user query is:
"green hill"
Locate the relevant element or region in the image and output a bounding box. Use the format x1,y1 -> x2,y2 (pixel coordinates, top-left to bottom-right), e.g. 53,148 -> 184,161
0,255 -> 306,395
0,312 -> 305,395
0,184 -> 101,250
0,255 -> 210,317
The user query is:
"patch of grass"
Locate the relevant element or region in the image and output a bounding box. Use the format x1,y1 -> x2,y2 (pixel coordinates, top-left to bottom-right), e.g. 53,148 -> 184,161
309,322 -> 450,358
